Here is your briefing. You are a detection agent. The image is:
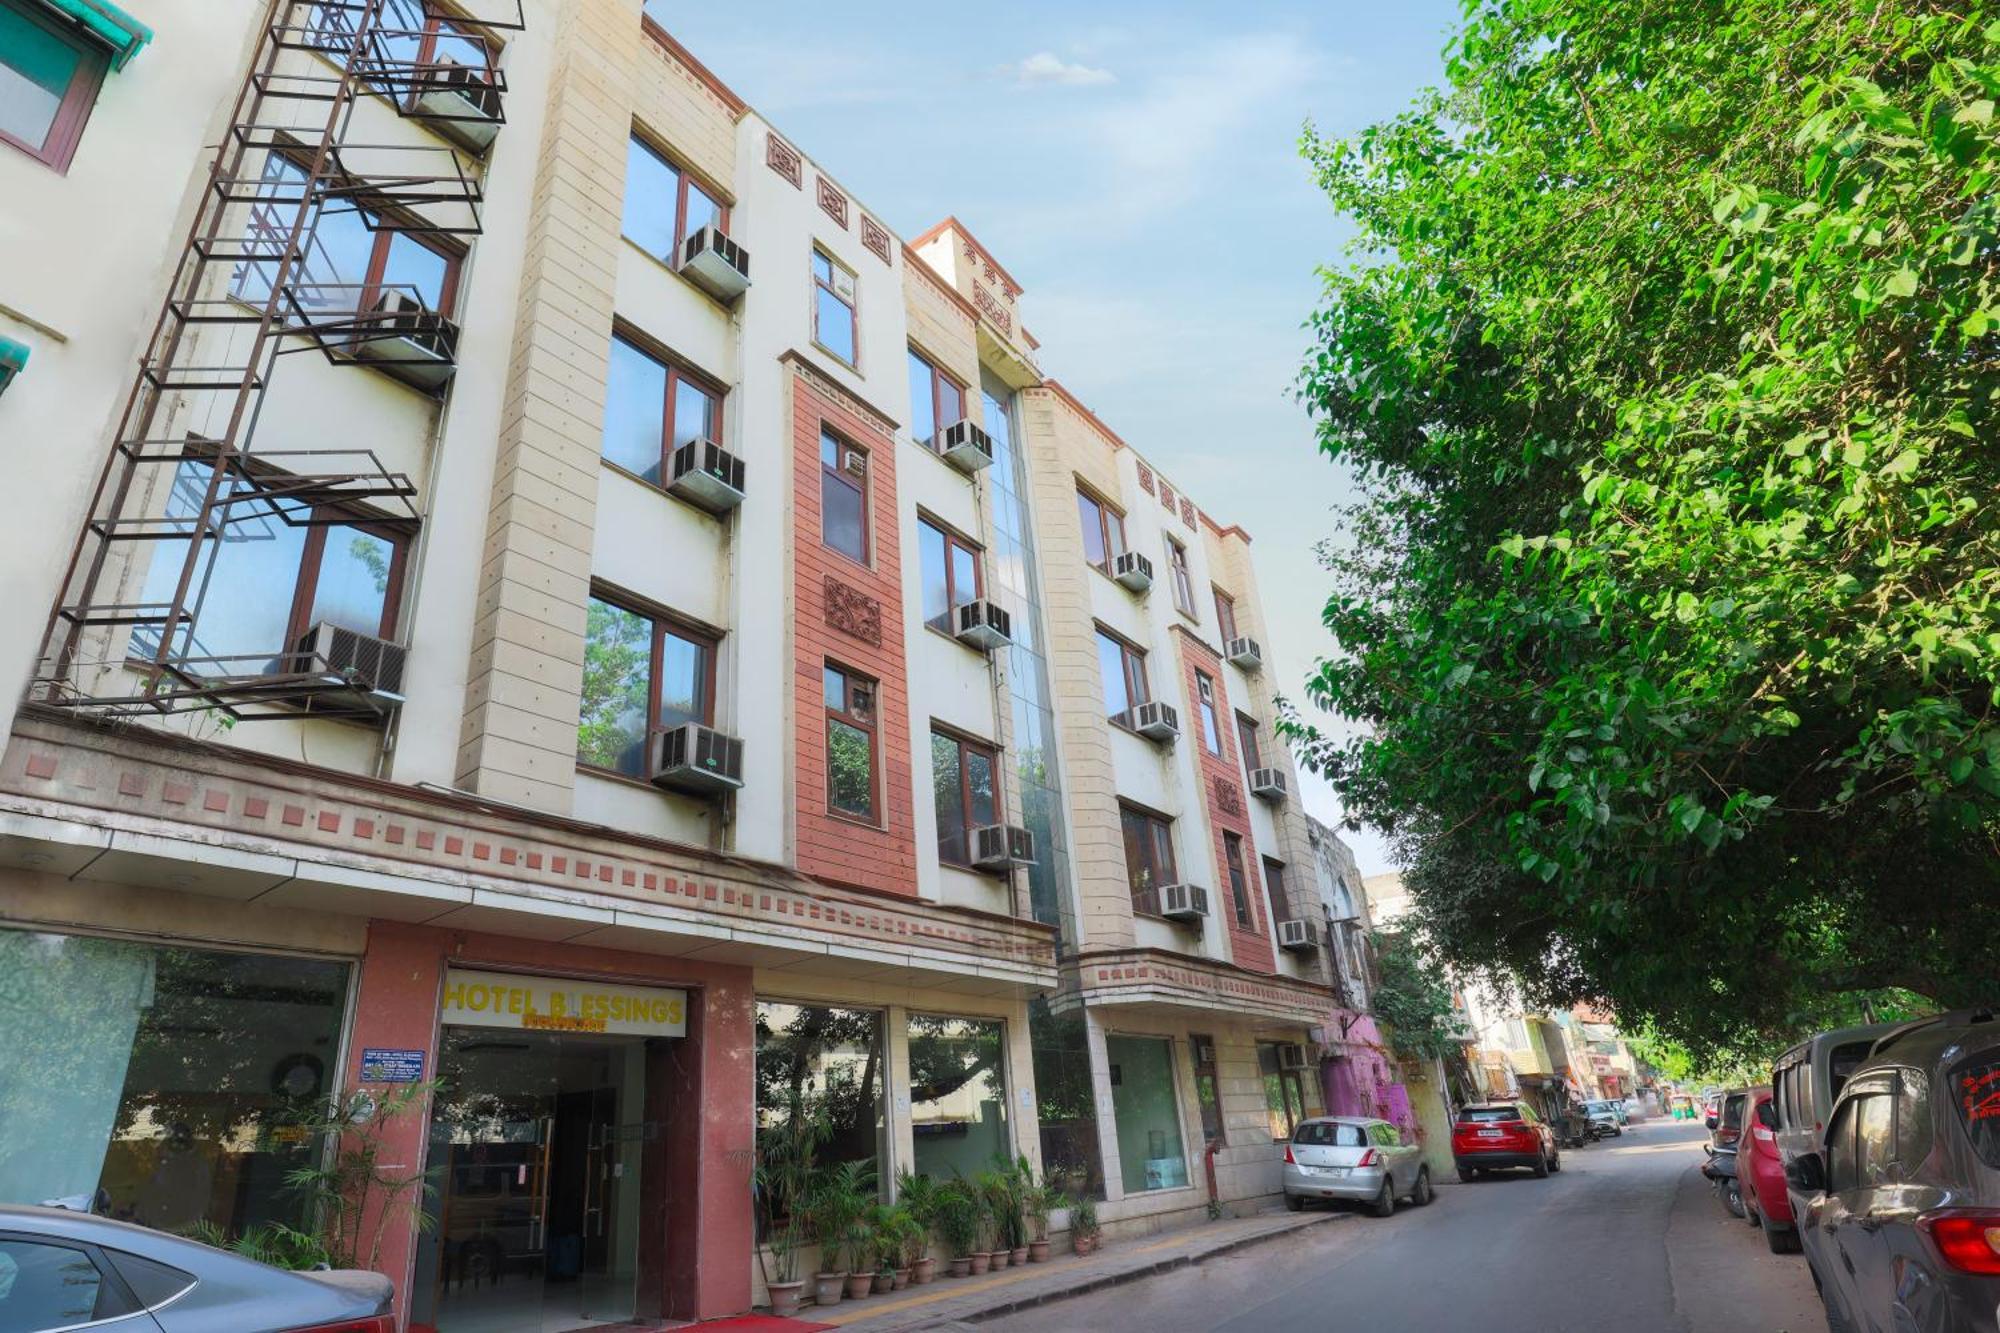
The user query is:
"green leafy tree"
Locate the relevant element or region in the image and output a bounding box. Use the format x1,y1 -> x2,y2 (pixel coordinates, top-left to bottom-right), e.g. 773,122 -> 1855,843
1368,931 -> 1467,1062
578,599 -> 649,770
1289,0 -> 2000,1049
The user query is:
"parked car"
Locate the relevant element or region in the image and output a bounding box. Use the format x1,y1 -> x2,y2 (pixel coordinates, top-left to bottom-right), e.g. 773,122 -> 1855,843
1772,1021 -> 1896,1223
1583,1099 -> 1625,1137
1791,1011 -> 2000,1333
1738,1087 -> 1800,1253
0,1204 -> 393,1332
1622,1096 -> 1646,1124
1451,1102 -> 1561,1181
1282,1116 -> 1432,1217
1705,1088 -> 1751,1216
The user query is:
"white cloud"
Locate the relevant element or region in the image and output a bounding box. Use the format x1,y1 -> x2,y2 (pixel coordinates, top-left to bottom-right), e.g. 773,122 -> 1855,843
1008,51 -> 1116,87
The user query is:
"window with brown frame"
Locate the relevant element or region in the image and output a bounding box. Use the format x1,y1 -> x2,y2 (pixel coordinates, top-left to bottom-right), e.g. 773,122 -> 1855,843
1075,488 -> 1126,572
1263,857 -> 1291,927
0,0 -> 106,171
918,516 -> 982,632
931,727 -> 999,868
1166,537 -> 1196,617
1236,712 -> 1262,770
1096,628 -> 1149,721
907,347 -> 966,451
623,133 -> 727,263
1191,1034 -> 1225,1144
1195,672 -> 1223,754
1119,803 -> 1177,917
824,662 -> 878,823
578,594 -> 718,779
1213,587 -> 1239,644
309,1 -> 496,90
1223,831 -> 1254,928
602,332 -> 722,487
812,247 -> 857,366
820,429 -> 868,564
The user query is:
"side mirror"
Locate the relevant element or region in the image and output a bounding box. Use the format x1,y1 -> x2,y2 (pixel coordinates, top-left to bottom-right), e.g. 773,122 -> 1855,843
1784,1153 -> 1827,1193
1704,1114 -> 1719,1130
1756,1101 -> 1778,1131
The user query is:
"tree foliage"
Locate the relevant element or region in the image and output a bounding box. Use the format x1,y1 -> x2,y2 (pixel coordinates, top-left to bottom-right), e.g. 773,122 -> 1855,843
1369,931 -> 1467,1061
1291,0 -> 2000,1049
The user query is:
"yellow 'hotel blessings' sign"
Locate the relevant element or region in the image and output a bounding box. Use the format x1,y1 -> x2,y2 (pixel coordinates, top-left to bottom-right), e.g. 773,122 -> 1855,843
440,968 -> 687,1037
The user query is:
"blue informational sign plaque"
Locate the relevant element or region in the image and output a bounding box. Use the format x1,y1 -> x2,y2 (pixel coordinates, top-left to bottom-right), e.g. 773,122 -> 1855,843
360,1047 -> 425,1083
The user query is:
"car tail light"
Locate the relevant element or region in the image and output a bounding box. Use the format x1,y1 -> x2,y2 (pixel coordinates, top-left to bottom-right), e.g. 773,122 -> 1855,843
1751,1125 -> 1775,1143
285,1320 -> 396,1333
1920,1211 -> 2000,1275
1357,1149 -> 1381,1168
1283,1144 -> 1296,1165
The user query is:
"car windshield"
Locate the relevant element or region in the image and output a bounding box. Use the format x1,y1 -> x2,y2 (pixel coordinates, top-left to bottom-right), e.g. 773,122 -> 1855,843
1293,1122 -> 1366,1147
1460,1106 -> 1520,1123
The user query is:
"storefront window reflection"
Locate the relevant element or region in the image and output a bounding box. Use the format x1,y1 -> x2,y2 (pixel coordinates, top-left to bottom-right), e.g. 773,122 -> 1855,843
1027,998 -> 1104,1200
0,930 -> 350,1237
1106,1035 -> 1188,1194
908,1015 -> 1006,1181
754,1001 -> 885,1213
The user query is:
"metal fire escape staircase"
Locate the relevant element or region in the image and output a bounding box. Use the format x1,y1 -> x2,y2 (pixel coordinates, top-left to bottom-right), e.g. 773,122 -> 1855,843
34,0 -> 523,722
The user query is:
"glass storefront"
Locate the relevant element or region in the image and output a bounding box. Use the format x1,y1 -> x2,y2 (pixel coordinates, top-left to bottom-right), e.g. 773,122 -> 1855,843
0,929 -> 349,1235
1106,1035 -> 1188,1194
754,1001 -> 886,1190
1259,1042 -> 1308,1143
1027,998 -> 1104,1199
907,1015 -> 1007,1181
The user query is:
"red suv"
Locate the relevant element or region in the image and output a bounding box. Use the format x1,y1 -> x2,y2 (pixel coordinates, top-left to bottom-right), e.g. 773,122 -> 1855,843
1737,1087 -> 1798,1252
1451,1102 -> 1561,1181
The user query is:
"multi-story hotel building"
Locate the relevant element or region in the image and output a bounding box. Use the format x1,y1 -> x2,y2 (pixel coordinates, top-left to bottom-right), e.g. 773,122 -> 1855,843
0,1 -> 1377,1325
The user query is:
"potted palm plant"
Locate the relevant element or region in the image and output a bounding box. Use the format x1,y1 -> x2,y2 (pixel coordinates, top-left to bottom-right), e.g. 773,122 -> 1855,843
895,1170 -> 940,1284
753,1092 -> 828,1317
973,1168 -> 1011,1268
1025,1167 -> 1060,1262
1003,1156 -> 1031,1266
862,1203 -> 898,1293
1070,1194 -> 1101,1255
810,1159 -> 873,1306
843,1210 -> 877,1301
935,1180 -> 980,1277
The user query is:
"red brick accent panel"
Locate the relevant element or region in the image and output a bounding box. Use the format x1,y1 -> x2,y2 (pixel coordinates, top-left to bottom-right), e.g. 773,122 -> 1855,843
790,363 -> 918,896
1175,628 -> 1276,974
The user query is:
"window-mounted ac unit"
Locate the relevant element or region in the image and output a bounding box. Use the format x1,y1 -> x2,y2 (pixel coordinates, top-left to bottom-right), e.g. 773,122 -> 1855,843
679,225 -> 751,304
1126,700 -> 1179,743
296,621 -> 407,713
352,288 -> 458,391
1249,767 -> 1287,804
1278,918 -> 1319,953
413,58 -> 502,153
667,439 -> 745,514
971,823 -> 1036,870
649,722 -> 744,795
952,598 -> 1012,652
1226,636 -> 1263,672
1159,882 -> 1209,923
842,447 -> 867,477
936,419 -> 993,474
1192,1036 -> 1217,1066
1276,1041 -> 1308,1070
1112,550 -> 1153,593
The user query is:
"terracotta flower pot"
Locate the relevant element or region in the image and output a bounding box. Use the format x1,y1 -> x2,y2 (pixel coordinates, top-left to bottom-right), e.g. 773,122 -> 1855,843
1073,1234 -> 1097,1256
846,1272 -> 876,1300
1009,1246 -> 1028,1266
913,1257 -> 937,1284
1028,1240 -> 1051,1263
892,1266 -> 911,1290
989,1249 -> 1010,1270
767,1281 -> 804,1318
947,1257 -> 971,1277
872,1270 -> 894,1294
968,1252 -> 991,1275
813,1272 -> 846,1306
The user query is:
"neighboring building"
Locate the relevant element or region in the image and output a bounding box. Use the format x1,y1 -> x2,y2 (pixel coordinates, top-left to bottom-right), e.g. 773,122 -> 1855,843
0,2 -> 1348,1325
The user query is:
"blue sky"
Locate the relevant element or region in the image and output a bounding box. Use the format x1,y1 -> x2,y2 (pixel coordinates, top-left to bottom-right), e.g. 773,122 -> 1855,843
662,2 -> 1467,874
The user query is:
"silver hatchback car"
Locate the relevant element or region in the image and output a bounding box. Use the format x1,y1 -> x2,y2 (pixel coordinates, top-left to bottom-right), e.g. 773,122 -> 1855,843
1282,1116 -> 1433,1217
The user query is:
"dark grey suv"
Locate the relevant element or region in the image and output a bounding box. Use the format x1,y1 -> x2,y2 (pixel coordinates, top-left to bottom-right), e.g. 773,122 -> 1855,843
1790,1011 -> 2000,1333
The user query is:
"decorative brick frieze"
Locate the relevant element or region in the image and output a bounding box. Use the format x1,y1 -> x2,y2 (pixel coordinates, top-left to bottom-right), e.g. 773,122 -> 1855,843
816,174 -> 849,228
859,214 -> 891,264
766,132 -> 802,187
1065,948 -> 1336,1025
1137,462 -> 1155,495
972,282 -> 1011,335
1181,497 -> 1197,528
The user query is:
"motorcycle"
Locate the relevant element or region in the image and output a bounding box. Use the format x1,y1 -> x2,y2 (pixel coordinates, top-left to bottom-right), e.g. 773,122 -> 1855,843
1700,1142 -> 1744,1217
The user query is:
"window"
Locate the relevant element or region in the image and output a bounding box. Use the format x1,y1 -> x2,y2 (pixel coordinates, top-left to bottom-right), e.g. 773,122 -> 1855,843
1825,1097 -> 1860,1192
819,429 -> 868,564
578,596 -> 716,777
1106,1035 -> 1188,1193
907,348 -> 965,450
236,155 -> 461,317
1075,488 -> 1125,572
918,517 -> 982,632
908,1014 -> 1008,1181
601,333 -> 721,487
1295,1121 -> 1366,1148
1118,804 -> 1176,917
1258,1041 -> 1307,1142
1029,998 -> 1106,1201
134,461 -> 410,666
824,663 -> 877,822
1893,1069 -> 1931,1172
1223,833 -> 1254,928
1854,1086 -> 1894,1187
1096,629 -> 1148,721
931,729 -> 998,868
622,134 -> 725,262
0,0 -> 105,171
812,247 -> 857,366
0,1239 -> 135,1329
1950,1055 -> 2000,1169
1191,1034 -> 1224,1145
754,1001 -> 885,1220
1264,857 -> 1290,927
1195,672 -> 1223,754
1213,587 -> 1239,644
1236,713 -> 1262,770
1166,537 -> 1196,616
311,2 -> 494,93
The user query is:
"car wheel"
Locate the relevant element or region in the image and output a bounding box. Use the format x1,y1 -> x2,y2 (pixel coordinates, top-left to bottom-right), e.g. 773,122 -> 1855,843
1411,1168 -> 1433,1206
1761,1212 -> 1799,1254
1285,1191 -> 1304,1213
1533,1150 -> 1550,1179
1549,1148 -> 1562,1173
1457,1166 -> 1476,1184
1370,1181 -> 1395,1218
1722,1177 -> 1746,1219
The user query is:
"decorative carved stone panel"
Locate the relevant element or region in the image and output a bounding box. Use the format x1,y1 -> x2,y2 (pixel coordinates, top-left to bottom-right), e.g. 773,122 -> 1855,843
823,575 -> 881,645
860,214 -> 891,264
1212,775 -> 1245,818
766,133 -> 802,188
1137,462 -> 1155,495
973,283 -> 1012,335
1159,482 -> 1176,513
816,175 -> 849,228
1181,497 -> 1197,528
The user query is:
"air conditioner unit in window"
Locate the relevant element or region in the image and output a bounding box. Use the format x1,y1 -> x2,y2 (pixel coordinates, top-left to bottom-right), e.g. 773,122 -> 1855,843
413,58 -> 502,153
1249,767 -> 1287,804
679,225 -> 751,304
648,722 -> 745,795
1112,550 -> 1153,593
952,598 -> 1012,652
1126,700 -> 1179,743
1191,1037 -> 1217,1066
1278,918 -> 1319,953
971,823 -> 1036,870
296,621 -> 407,714
1226,636 -> 1263,672
1276,1041 -> 1308,1070
351,288 -> 458,392
1159,882 -> 1209,923
936,419 -> 994,474
843,448 -> 867,477
666,439 -> 746,514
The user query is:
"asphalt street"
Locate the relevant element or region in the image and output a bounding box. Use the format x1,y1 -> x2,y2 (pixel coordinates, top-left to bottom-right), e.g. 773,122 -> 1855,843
981,1118 -> 1825,1333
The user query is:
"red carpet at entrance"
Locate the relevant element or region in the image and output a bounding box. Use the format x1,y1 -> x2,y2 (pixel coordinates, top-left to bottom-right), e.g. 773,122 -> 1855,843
687,1319 -> 834,1332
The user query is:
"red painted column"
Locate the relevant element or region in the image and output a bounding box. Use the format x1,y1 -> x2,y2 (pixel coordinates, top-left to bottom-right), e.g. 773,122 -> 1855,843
664,974 -> 756,1320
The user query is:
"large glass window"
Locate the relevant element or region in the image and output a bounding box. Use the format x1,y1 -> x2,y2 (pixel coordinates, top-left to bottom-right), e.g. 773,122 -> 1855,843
918,517 -> 982,632
906,348 -> 964,451
622,134 -> 725,262
1107,1035 -> 1188,1193
755,1001 -> 885,1196
1213,588 -> 1239,644
1191,1035 -> 1224,1144
1195,672 -> 1223,754
931,729 -> 998,868
819,430 -> 868,564
1236,713 -> 1262,770
235,155 -> 459,315
1027,999 -> 1103,1200
824,663 -> 877,822
1119,805 -> 1176,917
578,595 -> 715,778
812,248 -> 857,366
1224,832 -> 1254,928
1258,1042 -> 1307,1142
1096,629 -> 1148,720
1166,537 -> 1196,617
0,0 -> 105,170
1263,857 -> 1291,928
908,1015 -> 1007,1182
0,931 -> 349,1237
1075,489 -> 1124,572
602,334 -> 721,487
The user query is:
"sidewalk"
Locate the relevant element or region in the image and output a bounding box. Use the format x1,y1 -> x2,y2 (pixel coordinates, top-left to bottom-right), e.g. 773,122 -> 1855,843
808,1208 -> 1346,1332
